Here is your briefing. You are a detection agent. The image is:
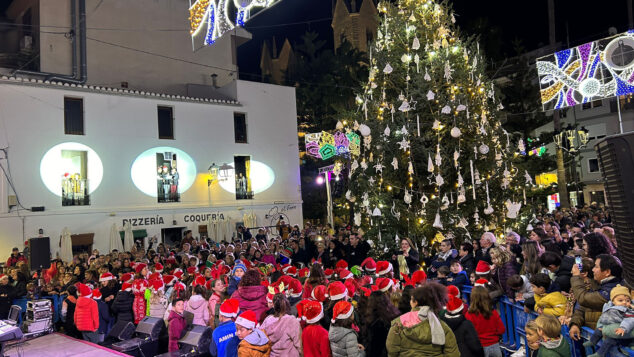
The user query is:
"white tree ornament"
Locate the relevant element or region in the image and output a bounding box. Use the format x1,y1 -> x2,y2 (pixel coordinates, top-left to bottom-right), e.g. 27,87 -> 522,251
505,200 -> 522,219
391,157 -> 399,170
441,105 -> 452,114
359,124 -> 371,137
404,191 -> 412,204
433,212 -> 443,229
427,90 -> 435,100
384,126 -> 391,136
354,212 -> 362,226
412,37 -> 420,50
428,155 -> 434,172
450,127 -> 461,138
383,63 -> 393,74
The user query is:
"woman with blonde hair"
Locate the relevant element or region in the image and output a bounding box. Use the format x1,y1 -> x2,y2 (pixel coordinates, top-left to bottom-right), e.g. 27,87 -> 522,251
489,247 -> 518,298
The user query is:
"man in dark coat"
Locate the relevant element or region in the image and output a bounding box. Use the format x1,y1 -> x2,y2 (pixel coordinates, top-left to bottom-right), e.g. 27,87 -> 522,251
459,242 -> 476,276
111,284 -> 135,323
345,234 -> 369,267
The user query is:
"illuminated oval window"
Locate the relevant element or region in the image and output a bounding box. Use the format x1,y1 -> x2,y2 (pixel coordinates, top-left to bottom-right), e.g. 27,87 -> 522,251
40,142 -> 104,205
219,160 -> 275,196
131,147 -> 196,202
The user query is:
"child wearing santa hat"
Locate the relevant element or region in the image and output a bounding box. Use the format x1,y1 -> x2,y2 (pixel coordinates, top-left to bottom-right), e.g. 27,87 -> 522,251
210,298 -> 239,357
300,300 -> 332,357
233,310 -> 272,357
112,282 -> 134,324
328,300 -> 365,357
440,295 -> 484,357
74,283 -> 100,343
92,289 -> 111,343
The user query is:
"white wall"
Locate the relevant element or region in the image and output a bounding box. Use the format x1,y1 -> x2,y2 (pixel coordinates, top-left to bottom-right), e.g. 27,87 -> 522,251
38,0 -> 239,95
0,79 -> 302,260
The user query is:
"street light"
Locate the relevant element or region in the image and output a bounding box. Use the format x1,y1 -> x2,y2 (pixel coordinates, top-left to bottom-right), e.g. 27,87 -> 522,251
207,162 -> 234,186
553,125 -> 590,206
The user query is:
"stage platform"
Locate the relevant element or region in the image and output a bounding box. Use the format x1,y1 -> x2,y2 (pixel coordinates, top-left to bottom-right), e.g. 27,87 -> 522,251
3,333 -> 131,357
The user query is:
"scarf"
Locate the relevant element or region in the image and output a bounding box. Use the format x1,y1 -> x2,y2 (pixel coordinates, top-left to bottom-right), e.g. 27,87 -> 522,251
438,250 -> 453,262
418,306 -> 445,346
540,337 -> 562,349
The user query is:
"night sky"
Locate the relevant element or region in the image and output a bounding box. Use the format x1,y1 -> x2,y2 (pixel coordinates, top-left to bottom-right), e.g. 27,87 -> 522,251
237,0 -> 631,78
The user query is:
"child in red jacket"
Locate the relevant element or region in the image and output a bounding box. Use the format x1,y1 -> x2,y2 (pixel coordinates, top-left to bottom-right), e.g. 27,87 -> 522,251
168,297 -> 188,352
465,286 -> 505,357
300,299 -> 332,357
74,283 -> 100,343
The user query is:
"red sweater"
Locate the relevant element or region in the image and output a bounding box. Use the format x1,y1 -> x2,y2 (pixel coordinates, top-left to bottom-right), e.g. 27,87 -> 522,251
74,297 -> 99,332
302,324 -> 332,357
465,310 -> 505,347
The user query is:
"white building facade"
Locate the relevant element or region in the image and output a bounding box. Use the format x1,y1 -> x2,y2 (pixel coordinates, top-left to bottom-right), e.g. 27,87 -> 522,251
0,0 -> 302,260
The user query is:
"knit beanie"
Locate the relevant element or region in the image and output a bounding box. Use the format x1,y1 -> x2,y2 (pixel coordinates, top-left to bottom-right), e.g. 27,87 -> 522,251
611,284 -> 631,301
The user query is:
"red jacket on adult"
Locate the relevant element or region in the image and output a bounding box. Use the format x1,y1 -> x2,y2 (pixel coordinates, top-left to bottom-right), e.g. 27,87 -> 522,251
465,310 -> 505,347
302,324 -> 332,357
74,296 -> 99,332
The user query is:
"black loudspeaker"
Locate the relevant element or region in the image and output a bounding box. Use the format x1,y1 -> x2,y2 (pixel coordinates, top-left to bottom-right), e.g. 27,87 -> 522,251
179,325 -> 212,353
108,320 -> 135,341
135,316 -> 163,340
29,237 -> 50,271
596,133 -> 634,285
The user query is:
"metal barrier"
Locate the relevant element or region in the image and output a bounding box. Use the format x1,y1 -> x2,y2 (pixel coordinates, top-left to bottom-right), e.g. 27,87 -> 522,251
459,286 -> 634,357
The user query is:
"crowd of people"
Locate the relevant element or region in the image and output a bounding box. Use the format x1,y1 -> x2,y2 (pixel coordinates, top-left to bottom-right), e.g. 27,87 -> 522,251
0,205 -> 628,357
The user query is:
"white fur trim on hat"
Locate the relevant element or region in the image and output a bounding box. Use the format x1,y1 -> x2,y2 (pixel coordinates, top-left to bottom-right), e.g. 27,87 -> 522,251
235,316 -> 256,330
305,309 -> 324,324
329,289 -> 348,301
379,280 -> 394,293
331,305 -> 354,323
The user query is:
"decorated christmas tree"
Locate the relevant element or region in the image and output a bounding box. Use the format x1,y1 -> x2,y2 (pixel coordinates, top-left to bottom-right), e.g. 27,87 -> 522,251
343,0 -> 532,250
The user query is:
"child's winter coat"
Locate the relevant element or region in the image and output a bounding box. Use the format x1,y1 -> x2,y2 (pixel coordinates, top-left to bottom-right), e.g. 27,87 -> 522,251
329,325 -> 364,357
261,314 -> 302,357
238,328 -> 272,357
186,294 -> 210,326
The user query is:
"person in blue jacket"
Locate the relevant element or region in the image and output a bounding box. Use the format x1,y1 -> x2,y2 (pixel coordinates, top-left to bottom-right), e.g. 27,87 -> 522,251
447,260 -> 469,292
210,298 -> 239,357
92,289 -> 111,342
227,262 -> 247,296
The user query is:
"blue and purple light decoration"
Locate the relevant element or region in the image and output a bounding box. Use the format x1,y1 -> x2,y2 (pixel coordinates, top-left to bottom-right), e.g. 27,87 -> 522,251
536,30 -> 634,110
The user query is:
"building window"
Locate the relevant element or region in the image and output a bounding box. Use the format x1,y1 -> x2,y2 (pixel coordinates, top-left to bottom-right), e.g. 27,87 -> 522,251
234,112 -> 247,143
234,155 -> 253,199
61,150 -> 90,206
582,100 -> 603,110
158,106 -> 174,139
64,97 -> 84,135
157,152 -> 179,203
588,158 -> 600,173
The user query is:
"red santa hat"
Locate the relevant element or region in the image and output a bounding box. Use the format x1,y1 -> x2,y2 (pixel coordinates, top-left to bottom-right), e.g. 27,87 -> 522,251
287,278 -> 303,298
187,266 -> 197,275
447,285 -> 461,299
311,285 -> 327,302
302,300 -> 324,324
376,261 -> 392,276
475,278 -> 489,287
163,275 -> 176,286
360,287 -> 371,297
235,310 -> 258,330
324,269 -> 334,279
173,270 -> 184,280
376,277 -> 394,293
326,281 -> 348,301
411,270 -> 427,286
331,300 -> 354,323
121,273 -> 133,283
192,275 -> 207,287
92,288 -> 102,300
299,267 -> 310,279
344,279 -> 356,298
338,269 -> 353,280
99,272 -> 114,282
219,298 -> 240,318
148,272 -> 161,282
154,263 -> 163,273
336,260 -> 348,270
134,263 -> 147,274
165,256 -> 177,265
121,282 -> 132,292
445,296 -> 464,316
361,257 -> 376,272
78,283 -> 92,298
0,275 -> 7,281
475,261 -> 491,275
150,279 -> 164,292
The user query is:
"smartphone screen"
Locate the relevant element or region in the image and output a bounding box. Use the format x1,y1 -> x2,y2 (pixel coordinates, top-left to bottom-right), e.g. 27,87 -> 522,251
575,256 -> 583,271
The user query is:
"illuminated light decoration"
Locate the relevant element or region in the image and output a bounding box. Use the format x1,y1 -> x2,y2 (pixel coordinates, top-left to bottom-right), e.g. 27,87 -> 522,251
528,146 -> 547,157
131,147 -> 196,197
218,160 -> 275,194
537,30 -> 634,110
40,142 -> 104,197
305,131 -> 361,160
189,0 -> 279,46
